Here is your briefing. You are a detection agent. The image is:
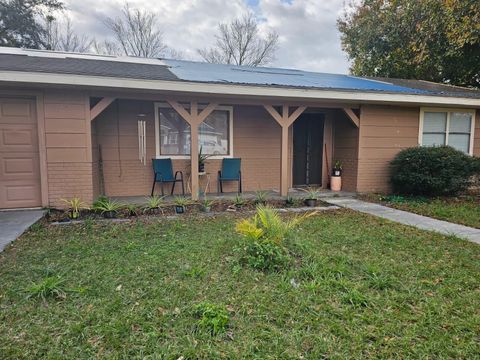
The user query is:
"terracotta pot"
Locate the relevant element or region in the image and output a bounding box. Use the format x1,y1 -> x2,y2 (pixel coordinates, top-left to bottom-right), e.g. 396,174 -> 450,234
330,176 -> 342,192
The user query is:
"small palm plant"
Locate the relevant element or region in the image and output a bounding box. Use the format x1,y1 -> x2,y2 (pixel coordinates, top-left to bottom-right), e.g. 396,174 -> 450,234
201,197 -> 215,212
236,205 -> 314,245
254,190 -> 269,205
235,205 -> 316,271
232,193 -> 245,208
173,196 -> 192,214
124,203 -> 140,217
300,187 -> 321,207
61,197 -> 89,219
92,198 -> 123,218
143,195 -> 164,215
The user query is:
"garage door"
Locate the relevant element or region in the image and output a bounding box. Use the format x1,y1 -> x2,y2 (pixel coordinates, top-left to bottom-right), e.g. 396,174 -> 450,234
0,98 -> 41,209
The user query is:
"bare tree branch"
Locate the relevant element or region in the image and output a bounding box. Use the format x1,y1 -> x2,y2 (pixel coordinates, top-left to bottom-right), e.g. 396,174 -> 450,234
198,13 -> 279,66
103,2 -> 176,58
44,17 -> 94,53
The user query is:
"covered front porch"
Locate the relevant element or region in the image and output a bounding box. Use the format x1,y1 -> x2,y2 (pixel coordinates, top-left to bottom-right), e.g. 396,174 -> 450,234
90,94 -> 360,201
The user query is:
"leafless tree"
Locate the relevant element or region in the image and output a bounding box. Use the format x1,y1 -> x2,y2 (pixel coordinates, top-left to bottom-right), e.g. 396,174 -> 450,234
103,3 -> 175,58
198,13 -> 279,66
92,39 -> 124,56
44,17 -> 94,53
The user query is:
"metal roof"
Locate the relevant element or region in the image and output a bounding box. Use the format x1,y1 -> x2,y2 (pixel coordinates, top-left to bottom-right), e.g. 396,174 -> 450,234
163,59 -> 426,94
0,47 -> 479,99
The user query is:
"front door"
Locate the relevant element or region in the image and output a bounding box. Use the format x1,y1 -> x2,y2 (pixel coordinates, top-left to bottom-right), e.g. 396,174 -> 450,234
292,113 -> 324,186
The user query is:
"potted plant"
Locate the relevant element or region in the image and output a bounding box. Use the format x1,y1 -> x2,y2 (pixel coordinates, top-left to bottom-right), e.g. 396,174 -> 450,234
61,197 -> 89,220
333,160 -> 343,176
92,198 -> 123,218
173,196 -> 191,214
301,187 -> 320,207
198,146 -> 210,174
143,195 -> 164,215
200,197 -> 215,213
331,160 -> 343,192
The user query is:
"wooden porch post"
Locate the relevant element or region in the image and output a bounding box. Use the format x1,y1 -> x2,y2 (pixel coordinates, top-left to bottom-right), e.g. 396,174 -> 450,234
167,100 -> 218,200
264,104 -> 307,197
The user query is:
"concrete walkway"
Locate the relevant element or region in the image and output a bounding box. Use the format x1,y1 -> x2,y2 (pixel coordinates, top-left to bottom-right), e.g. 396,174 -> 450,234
324,197 -> 480,245
0,210 -> 44,252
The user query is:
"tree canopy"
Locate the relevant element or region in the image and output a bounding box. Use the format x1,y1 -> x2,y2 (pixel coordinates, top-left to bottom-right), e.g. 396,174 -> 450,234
337,0 -> 480,87
0,0 -> 64,49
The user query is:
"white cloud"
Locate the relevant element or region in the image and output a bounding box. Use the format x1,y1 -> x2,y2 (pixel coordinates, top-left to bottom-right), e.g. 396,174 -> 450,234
62,0 -> 350,74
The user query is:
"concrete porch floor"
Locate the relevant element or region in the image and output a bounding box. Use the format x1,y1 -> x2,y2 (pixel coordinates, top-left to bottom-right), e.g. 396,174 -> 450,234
111,189 -> 355,205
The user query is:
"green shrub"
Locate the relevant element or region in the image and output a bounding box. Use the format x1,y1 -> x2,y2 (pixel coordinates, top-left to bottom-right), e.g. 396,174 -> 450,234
194,302 -> 229,335
243,241 -> 290,271
390,146 -> 480,196
235,205 -> 315,271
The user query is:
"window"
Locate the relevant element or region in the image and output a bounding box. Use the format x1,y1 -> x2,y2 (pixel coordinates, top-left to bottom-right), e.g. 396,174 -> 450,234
420,108 -> 475,154
155,103 -> 233,158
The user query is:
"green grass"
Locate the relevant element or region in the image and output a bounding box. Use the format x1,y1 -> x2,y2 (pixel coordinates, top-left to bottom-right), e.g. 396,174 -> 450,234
363,194 -> 480,229
1,211 -> 479,359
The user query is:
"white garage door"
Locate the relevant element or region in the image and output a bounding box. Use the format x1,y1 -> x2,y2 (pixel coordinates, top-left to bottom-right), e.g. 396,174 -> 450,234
0,98 -> 41,209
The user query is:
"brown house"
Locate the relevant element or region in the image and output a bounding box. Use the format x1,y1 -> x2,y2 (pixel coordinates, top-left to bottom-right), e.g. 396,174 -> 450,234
0,47 -> 479,209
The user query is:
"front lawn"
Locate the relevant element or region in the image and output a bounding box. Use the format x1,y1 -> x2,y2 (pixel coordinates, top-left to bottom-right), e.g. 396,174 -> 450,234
1,210 -> 479,358
361,194 -> 480,229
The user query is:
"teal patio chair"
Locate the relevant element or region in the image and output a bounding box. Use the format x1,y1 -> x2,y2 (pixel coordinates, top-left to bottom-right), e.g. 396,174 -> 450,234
151,158 -> 185,196
217,158 -> 242,193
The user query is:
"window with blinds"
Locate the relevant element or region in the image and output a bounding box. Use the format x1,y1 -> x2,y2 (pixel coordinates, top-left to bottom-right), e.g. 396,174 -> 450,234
420,109 -> 475,154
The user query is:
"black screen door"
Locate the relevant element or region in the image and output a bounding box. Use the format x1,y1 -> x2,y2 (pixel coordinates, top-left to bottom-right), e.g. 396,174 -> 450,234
293,113 -> 324,186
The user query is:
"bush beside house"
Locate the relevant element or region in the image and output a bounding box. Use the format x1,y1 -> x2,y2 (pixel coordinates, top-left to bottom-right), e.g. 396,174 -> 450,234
390,146 -> 480,196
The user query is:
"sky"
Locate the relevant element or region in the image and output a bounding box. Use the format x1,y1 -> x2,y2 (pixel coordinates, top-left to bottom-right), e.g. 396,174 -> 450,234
62,0 -> 351,74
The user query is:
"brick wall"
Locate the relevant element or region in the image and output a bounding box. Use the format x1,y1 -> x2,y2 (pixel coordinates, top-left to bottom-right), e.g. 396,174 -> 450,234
333,109 -> 359,192
43,91 -> 93,207
356,105 -> 419,193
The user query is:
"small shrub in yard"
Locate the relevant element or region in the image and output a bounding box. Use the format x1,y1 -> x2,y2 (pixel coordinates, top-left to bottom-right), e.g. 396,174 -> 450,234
235,205 -> 314,271
194,302 -> 229,335
26,275 -> 66,300
390,146 -> 480,196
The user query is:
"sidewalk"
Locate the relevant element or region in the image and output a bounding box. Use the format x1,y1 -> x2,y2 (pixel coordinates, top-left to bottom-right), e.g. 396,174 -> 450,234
0,210 -> 45,252
324,197 -> 480,245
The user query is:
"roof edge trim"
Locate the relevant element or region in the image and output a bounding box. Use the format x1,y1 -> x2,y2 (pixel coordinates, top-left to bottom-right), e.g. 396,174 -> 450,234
0,71 -> 479,107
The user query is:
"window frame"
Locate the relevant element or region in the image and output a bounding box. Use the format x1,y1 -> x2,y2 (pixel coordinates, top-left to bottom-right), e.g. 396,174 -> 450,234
419,107 -> 476,155
154,102 -> 234,159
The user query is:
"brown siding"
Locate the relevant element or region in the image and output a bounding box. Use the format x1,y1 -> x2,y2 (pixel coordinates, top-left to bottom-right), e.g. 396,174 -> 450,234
43,91 -> 93,207
94,100 -> 284,197
333,109 -> 359,191
356,105 -> 419,193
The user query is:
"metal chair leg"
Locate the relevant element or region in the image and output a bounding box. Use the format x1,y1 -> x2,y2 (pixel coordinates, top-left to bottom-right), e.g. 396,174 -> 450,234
151,179 -> 156,196
171,181 -> 176,195
161,182 -> 164,196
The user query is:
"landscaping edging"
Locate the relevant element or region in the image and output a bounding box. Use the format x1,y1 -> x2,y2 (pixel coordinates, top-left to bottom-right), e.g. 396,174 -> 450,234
49,205 -> 340,226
